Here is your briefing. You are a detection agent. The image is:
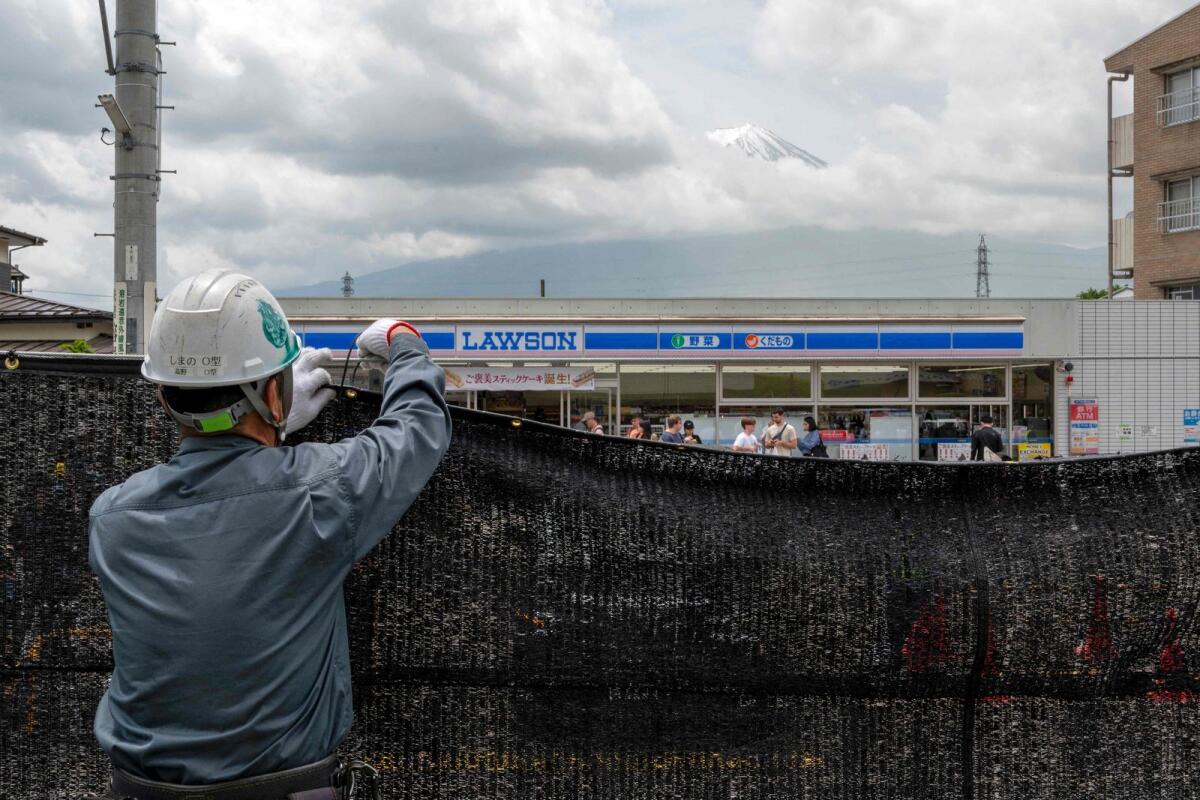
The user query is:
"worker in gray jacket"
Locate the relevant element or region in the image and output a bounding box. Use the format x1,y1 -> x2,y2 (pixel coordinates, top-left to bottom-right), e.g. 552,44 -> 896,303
88,270 -> 451,799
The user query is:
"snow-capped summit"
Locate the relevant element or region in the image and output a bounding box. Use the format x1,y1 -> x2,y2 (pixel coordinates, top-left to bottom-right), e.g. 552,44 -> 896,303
706,124 -> 827,167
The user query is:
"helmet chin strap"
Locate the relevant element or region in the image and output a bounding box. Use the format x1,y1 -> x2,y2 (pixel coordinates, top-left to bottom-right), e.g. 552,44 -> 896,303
162,367 -> 294,441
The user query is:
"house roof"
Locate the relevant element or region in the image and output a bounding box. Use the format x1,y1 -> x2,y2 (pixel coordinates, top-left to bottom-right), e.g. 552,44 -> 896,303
1105,2 -> 1200,70
0,334 -> 114,354
0,225 -> 46,247
0,291 -> 112,321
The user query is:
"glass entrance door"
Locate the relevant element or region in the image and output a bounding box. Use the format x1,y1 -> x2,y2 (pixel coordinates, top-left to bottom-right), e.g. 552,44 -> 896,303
569,388 -> 614,435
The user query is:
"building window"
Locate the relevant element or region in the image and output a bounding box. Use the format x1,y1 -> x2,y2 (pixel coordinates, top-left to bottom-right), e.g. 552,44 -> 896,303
1167,284 -> 1200,300
720,365 -> 811,400
619,364 -> 716,441
817,406 -> 913,461
819,365 -> 909,399
1160,177 -> 1200,233
1159,66 -> 1200,127
1012,364 -> 1054,458
716,405 -> 813,449
917,365 -> 1005,398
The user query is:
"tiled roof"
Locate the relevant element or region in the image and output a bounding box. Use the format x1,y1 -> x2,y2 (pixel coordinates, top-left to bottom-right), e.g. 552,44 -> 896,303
0,291 -> 112,320
0,334 -> 114,354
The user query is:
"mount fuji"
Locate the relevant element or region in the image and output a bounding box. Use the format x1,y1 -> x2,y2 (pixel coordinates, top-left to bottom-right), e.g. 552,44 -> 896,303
706,124 -> 827,167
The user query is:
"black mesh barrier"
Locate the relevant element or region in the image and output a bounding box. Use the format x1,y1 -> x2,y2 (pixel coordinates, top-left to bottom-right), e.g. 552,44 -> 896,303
3,356 -> 1200,799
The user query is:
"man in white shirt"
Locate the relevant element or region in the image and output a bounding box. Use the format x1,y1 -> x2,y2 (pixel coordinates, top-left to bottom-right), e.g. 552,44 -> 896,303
582,410 -> 605,434
732,417 -> 761,453
762,408 -> 798,457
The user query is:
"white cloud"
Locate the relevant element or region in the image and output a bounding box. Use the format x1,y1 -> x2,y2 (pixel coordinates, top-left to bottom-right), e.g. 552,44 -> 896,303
0,0 -> 1182,301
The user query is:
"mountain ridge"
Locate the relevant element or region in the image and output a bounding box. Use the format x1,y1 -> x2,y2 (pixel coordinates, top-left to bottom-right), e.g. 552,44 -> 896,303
281,225 -> 1105,299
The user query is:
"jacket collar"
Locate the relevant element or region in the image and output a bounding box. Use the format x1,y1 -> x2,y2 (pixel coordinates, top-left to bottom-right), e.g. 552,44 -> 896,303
178,434 -> 264,454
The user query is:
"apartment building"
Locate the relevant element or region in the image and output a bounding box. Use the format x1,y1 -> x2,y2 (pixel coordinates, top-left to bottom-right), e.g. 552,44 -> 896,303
1105,3 -> 1200,299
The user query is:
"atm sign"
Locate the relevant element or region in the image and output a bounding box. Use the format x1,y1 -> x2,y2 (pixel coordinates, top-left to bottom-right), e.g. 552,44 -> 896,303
745,334 -> 795,349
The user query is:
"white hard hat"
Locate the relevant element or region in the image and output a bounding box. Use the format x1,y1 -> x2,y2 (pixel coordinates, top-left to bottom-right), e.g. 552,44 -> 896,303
143,270 -> 301,435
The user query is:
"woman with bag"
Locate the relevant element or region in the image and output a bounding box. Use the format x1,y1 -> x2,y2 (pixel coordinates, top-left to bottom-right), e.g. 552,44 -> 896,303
798,416 -> 829,458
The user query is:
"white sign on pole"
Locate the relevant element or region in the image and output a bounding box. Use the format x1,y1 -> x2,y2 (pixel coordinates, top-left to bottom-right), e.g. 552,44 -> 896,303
444,366 -> 595,392
112,282 -> 128,355
124,244 -> 138,281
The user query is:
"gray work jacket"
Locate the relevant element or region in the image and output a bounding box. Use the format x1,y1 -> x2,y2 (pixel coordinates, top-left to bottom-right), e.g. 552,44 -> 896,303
89,334 -> 451,784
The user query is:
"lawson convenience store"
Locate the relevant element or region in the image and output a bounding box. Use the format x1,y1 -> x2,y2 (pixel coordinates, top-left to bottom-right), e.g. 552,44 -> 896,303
280,297 -> 1086,461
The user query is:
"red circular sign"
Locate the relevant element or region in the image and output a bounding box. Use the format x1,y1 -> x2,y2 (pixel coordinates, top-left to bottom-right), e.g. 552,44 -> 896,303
745,334 -> 759,348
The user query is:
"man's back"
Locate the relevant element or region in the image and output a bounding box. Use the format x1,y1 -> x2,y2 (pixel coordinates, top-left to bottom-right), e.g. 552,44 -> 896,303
90,335 -> 450,784
970,426 -> 1004,460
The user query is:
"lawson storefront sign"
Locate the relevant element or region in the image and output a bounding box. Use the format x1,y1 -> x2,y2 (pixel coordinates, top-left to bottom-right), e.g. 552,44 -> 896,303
297,322 -> 1024,358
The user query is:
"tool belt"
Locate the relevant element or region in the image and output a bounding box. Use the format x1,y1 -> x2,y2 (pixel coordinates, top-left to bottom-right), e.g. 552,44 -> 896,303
101,755 -> 380,800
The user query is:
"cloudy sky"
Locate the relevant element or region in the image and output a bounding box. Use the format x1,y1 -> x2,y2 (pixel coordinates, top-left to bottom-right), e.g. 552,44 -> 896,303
0,0 -> 1182,302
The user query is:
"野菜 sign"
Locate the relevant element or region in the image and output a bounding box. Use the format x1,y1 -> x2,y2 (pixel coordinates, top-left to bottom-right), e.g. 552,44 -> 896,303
443,366 -> 595,392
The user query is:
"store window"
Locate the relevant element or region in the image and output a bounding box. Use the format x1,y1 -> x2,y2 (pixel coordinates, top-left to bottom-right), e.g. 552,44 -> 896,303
1012,363 -> 1054,459
820,366 -> 909,399
917,406 -> 971,461
567,363 -> 617,434
817,406 -> 913,461
918,365 -> 1005,399
720,366 -> 812,400
915,406 -> 1008,461
620,364 -> 716,442
480,391 -> 561,425
716,405 -> 814,449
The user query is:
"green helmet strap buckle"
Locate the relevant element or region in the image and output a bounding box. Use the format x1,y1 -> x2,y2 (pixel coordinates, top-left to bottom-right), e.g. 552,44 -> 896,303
193,410 -> 238,433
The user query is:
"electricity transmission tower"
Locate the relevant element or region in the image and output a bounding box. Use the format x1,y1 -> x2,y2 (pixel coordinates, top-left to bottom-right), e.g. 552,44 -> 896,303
975,234 -> 990,298
341,271 -> 355,298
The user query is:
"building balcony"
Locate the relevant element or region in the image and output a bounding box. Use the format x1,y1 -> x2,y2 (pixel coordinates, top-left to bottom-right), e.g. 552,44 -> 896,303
1110,114 -> 1133,171
1159,197 -> 1200,233
1113,214 -> 1133,278
1157,86 -> 1200,127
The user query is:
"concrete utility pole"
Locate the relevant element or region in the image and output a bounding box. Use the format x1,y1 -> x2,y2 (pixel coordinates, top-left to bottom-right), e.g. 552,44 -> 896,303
111,0 -> 159,354
975,234 -> 990,299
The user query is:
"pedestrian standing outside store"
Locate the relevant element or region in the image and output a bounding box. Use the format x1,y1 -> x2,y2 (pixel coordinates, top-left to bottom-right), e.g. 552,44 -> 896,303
762,408 -> 798,457
682,420 -> 703,445
798,416 -> 827,457
971,414 -> 1004,461
627,414 -> 644,438
732,417 -> 761,453
639,420 -> 654,440
582,410 -> 605,434
660,415 -> 684,444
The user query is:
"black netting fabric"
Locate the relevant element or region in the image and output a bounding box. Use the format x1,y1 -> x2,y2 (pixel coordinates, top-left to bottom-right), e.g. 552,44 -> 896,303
3,357 -> 1200,799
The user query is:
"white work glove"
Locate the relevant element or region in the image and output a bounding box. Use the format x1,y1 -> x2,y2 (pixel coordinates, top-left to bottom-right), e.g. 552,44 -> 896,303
285,346 -> 334,435
355,318 -> 420,359
355,318 -> 399,359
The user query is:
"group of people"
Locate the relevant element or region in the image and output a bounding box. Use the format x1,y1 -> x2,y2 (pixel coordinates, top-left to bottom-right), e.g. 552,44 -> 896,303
621,409 -> 826,457
728,409 -> 827,457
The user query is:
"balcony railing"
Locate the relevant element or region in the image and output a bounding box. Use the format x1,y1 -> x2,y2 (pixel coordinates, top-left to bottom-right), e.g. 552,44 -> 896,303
1159,197 -> 1200,233
1110,113 -> 1133,170
1158,86 -> 1200,127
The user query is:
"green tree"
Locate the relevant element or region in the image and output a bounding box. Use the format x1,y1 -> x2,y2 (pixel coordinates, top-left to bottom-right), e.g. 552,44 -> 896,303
1077,287 -> 1108,300
60,339 -> 94,354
